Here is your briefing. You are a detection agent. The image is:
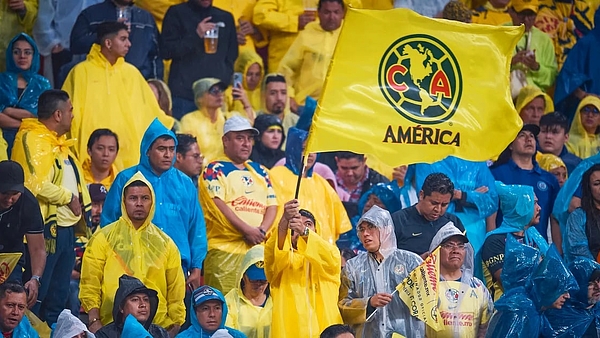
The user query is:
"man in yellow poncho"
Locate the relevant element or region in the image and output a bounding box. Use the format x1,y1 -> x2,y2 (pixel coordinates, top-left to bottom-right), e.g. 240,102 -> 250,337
472,0 -> 512,26
200,116 -> 278,295
270,127 -> 352,244
214,0 -> 267,52
62,21 -> 174,172
278,0 -> 344,106
226,49 -> 265,113
567,96 -> 600,159
0,0 -> 38,72
80,172 -> 186,336
515,85 -> 555,125
11,89 -> 92,326
265,200 -> 343,338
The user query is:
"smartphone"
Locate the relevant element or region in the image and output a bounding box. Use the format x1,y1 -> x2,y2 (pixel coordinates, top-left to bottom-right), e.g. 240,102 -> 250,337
233,72 -> 243,89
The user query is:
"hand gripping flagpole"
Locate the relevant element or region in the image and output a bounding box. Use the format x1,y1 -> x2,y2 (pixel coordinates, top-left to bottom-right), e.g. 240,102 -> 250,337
365,289 -> 398,322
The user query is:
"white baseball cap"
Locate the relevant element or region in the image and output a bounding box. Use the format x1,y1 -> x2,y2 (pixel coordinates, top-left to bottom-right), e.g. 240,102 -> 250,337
223,116 -> 259,136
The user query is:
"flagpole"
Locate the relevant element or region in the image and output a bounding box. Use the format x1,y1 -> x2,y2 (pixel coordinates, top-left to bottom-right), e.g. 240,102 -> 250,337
365,289 -> 398,322
291,156 -> 306,235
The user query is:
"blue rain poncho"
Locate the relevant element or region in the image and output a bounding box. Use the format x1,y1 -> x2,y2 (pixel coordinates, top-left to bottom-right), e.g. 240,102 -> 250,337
100,118 -> 207,274
0,33 -> 51,152
415,156 -> 498,254
546,258 -> 600,337
339,206 -> 424,338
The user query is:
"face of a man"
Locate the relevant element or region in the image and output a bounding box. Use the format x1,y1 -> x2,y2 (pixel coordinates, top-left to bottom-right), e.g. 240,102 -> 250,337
538,124 -> 568,156
0,191 -> 21,210
56,99 -> 74,136
520,96 -> 545,125
291,215 -> 316,249
197,0 -> 213,8
550,292 -> 570,309
223,131 -> 254,164
121,293 -> 151,323
510,130 -> 537,157
106,30 -> 131,58
362,194 -> 386,215
265,82 -> 287,115
147,138 -> 175,174
357,222 -> 380,253
124,186 -> 152,224
588,277 -> 600,306
12,40 -> 33,72
417,191 -> 451,221
88,135 -> 118,172
439,237 -> 466,271
528,196 -> 541,226
510,8 -> 536,31
175,142 -> 204,178
91,200 -> 104,225
550,167 -> 567,188
0,291 -> 27,333
195,300 -> 222,333
319,1 -> 344,31
335,157 -> 367,187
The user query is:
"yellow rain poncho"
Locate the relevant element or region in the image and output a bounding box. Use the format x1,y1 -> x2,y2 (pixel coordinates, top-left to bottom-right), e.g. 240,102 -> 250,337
264,213 -> 343,338
179,110 -> 225,164
214,0 -> 267,52
515,85 -> 555,114
472,2 -> 512,26
0,130 -> 7,161
135,0 -> 185,31
226,50 -> 265,113
360,0 -> 393,9
82,159 -> 118,190
537,152 -> 567,173
225,245 -> 273,338
278,21 -> 341,105
62,44 -> 175,172
566,96 -> 600,159
11,118 -> 92,253
80,172 -> 186,329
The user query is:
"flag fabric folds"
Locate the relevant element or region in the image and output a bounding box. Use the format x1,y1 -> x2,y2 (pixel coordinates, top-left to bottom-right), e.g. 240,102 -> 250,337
305,8 -> 525,166
0,253 -> 22,283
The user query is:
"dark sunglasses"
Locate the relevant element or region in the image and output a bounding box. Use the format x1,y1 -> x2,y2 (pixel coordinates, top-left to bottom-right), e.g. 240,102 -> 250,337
208,86 -> 223,96
581,106 -> 600,115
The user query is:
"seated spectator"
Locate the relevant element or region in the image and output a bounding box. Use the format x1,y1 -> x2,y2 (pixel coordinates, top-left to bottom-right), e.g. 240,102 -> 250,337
249,114 -> 285,169
0,283 -> 39,338
339,206 -> 424,337
441,0 -> 472,22
566,96 -> 600,159
269,128 -> 352,244
482,182 -> 545,301
83,129 -> 119,189
0,0 -> 37,72
95,275 -> 170,338
226,50 -> 265,113
178,285 -> 246,338
514,85 -> 554,125
538,112 -> 581,174
257,74 -> 298,137
122,314 -> 154,337
148,79 -> 173,117
265,202 -> 343,337
62,21 -> 174,172
391,173 -> 465,257
224,246 -> 272,338
335,151 -> 390,218
52,309 -> 94,338
82,173 -> 186,335
175,134 -> 204,188
0,33 -> 51,156
320,324 -> 355,338
160,0 -> 238,119
70,0 -> 163,79
509,0 -> 558,92
427,223 -> 493,337
100,119 -> 206,296
472,0 -> 512,25
537,153 -> 568,187
486,245 -> 577,338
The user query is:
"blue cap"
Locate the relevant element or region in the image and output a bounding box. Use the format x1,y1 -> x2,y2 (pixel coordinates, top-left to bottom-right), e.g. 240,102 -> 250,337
192,286 -> 223,308
245,262 -> 266,281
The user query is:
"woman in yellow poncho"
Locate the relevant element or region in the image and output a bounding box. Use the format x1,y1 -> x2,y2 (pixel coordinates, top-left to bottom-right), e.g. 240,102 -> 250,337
566,96 -> 600,159
226,49 -> 265,114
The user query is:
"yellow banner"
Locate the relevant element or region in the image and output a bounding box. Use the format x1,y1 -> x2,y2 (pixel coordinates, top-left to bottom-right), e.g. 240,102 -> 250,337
0,253 -> 22,284
397,247 -> 442,331
305,8 -> 524,166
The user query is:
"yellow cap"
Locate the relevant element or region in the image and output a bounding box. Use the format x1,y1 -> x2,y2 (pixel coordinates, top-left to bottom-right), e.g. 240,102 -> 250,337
512,0 -> 539,13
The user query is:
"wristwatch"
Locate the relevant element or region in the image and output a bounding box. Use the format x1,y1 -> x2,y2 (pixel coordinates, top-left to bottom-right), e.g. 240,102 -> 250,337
30,275 -> 41,287
301,227 -> 310,237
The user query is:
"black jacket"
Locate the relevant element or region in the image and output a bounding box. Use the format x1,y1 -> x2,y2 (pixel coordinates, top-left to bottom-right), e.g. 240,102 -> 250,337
95,275 -> 169,338
342,168 -> 390,219
160,1 -> 238,101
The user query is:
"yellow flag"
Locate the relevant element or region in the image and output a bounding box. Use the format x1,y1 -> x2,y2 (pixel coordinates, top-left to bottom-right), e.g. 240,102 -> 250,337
397,247 -> 442,331
305,8 -> 525,166
0,253 -> 22,284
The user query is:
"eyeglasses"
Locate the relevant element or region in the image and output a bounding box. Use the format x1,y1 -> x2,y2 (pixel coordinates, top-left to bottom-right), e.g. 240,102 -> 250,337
581,106 -> 600,115
208,87 -> 223,96
441,243 -> 466,251
12,49 -> 33,56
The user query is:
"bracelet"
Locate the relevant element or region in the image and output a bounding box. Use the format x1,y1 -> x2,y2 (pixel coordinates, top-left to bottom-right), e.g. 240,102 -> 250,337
30,275 -> 41,287
258,228 -> 266,235
89,318 -> 100,324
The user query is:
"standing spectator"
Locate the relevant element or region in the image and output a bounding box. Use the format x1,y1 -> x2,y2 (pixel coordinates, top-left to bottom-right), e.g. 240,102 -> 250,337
214,0 -> 265,52
0,283 -> 39,337
566,96 -> 600,159
100,119 -> 207,294
539,112 -> 581,174
257,74 -> 298,134
0,33 -> 51,156
226,49 -> 264,113
0,161 -> 45,308
82,129 -> 119,189
11,89 -> 92,326
339,206 -> 424,338
249,114 -> 285,169
33,0 -> 103,87
514,85 -> 554,126
161,0 -> 238,119
509,0 -> 558,92
62,21 -> 174,172
135,0 -> 185,31
70,0 -> 163,80
82,174 -> 186,335
0,0 -> 37,72
472,0 -> 511,26
148,79 -> 173,116
265,201 -> 343,337
175,134 -> 204,188
200,116 -> 277,294
278,0 -> 344,107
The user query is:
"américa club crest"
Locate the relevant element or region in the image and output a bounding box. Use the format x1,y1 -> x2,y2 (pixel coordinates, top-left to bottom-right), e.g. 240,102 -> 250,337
378,34 -> 463,146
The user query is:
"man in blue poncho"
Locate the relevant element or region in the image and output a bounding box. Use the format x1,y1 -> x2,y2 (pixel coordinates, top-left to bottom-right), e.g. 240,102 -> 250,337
100,118 -> 207,289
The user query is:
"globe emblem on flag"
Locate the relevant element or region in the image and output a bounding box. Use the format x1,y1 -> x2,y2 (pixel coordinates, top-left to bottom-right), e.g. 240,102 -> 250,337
378,34 -> 463,124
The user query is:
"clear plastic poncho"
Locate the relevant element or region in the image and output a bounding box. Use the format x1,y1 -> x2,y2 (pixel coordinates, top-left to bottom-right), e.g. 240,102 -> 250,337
52,309 -> 94,338
339,206 -> 424,338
